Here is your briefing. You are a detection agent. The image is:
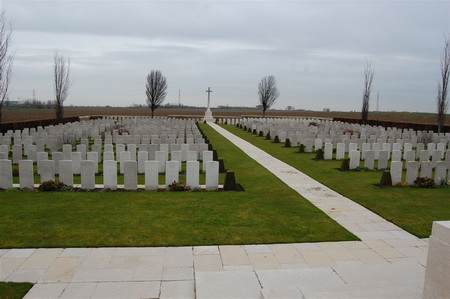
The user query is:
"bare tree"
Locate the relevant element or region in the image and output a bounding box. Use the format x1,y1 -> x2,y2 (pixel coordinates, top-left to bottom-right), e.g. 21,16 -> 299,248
361,62 -> 374,125
0,12 -> 14,124
54,51 -> 72,123
437,36 -> 450,133
258,75 -> 279,117
146,70 -> 167,118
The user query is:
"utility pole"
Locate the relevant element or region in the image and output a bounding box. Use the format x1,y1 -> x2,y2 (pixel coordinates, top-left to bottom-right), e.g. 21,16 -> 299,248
178,89 -> 181,106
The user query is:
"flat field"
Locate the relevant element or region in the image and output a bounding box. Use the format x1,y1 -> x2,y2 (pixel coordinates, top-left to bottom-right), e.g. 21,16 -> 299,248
2,107 -> 449,125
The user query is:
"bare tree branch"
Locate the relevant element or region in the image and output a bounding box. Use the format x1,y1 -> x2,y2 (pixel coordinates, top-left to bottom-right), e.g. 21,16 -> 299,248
361,61 -> 374,125
0,11 -> 14,124
437,35 -> 450,133
146,70 -> 167,118
258,75 -> 279,117
54,50 -> 72,123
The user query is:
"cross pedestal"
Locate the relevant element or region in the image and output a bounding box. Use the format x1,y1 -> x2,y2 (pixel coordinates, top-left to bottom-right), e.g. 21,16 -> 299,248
203,87 -> 214,122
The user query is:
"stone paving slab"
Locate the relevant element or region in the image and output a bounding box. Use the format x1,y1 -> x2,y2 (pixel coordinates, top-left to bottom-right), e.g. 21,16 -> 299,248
1,240 -> 428,298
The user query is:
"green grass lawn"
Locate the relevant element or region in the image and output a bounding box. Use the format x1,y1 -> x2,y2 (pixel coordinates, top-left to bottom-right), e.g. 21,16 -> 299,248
0,123 -> 357,248
0,282 -> 33,299
223,124 -> 450,238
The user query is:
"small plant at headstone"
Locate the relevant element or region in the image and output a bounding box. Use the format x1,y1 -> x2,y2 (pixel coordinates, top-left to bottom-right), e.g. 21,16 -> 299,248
38,180 -> 68,191
284,138 -> 291,148
273,135 -> 280,143
258,131 -> 264,137
168,181 -> 190,191
265,132 -> 271,140
252,129 -> 257,134
413,177 -> 436,189
298,144 -> 305,153
223,170 -> 237,191
247,127 -> 252,133
315,148 -> 324,160
309,121 -> 319,127
379,170 -> 392,187
340,158 -> 350,171
343,129 -> 354,135
395,182 -> 409,188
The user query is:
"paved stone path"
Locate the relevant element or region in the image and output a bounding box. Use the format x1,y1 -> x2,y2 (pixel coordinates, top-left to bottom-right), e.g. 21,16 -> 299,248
0,123 -> 429,298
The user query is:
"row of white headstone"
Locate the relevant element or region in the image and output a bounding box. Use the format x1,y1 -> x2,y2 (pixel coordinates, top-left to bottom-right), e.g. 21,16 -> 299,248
0,142 -> 211,164
0,158 -> 220,191
0,117 -> 205,152
241,118 -> 450,147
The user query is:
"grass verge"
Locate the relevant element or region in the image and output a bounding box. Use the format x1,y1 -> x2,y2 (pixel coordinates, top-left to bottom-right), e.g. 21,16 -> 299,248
224,124 -> 450,238
0,282 -> 33,299
0,123 -> 357,248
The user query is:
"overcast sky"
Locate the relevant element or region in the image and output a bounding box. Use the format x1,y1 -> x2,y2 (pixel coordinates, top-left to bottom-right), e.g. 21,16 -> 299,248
2,0 -> 450,112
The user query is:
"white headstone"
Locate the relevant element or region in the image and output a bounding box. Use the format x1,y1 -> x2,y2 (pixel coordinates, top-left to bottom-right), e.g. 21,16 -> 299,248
420,161 -> 432,178
52,152 -> 63,175
36,152 -> 48,175
391,150 -> 402,162
71,152 -> 82,175
103,151 -> 115,161
127,144 -> 137,160
119,151 -> 131,174
19,160 -> 34,189
165,160 -> 179,187
0,159 -> 13,189
59,160 -> 73,187
87,152 -> 99,173
404,150 -> 415,162
349,150 -> 360,170
40,160 -> 55,183
180,144 -> 189,161
76,144 -> 87,160
336,143 -> 345,160
186,151 -> 198,162
81,160 -> 95,190
202,150 -> 213,171
378,150 -> 389,169
62,144 -> 72,160
324,143 -> 333,160
124,160 -> 138,190
205,161 -> 219,190
26,145 -> 37,161
406,161 -> 419,185
170,151 -> 182,171
12,145 -> 22,164
390,161 -> 403,186
186,161 -> 199,189
434,161 -> 447,185
103,160 -> 117,190
364,150 -> 375,170
137,151 -> 148,174
144,160 -> 159,190
155,151 -> 167,173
